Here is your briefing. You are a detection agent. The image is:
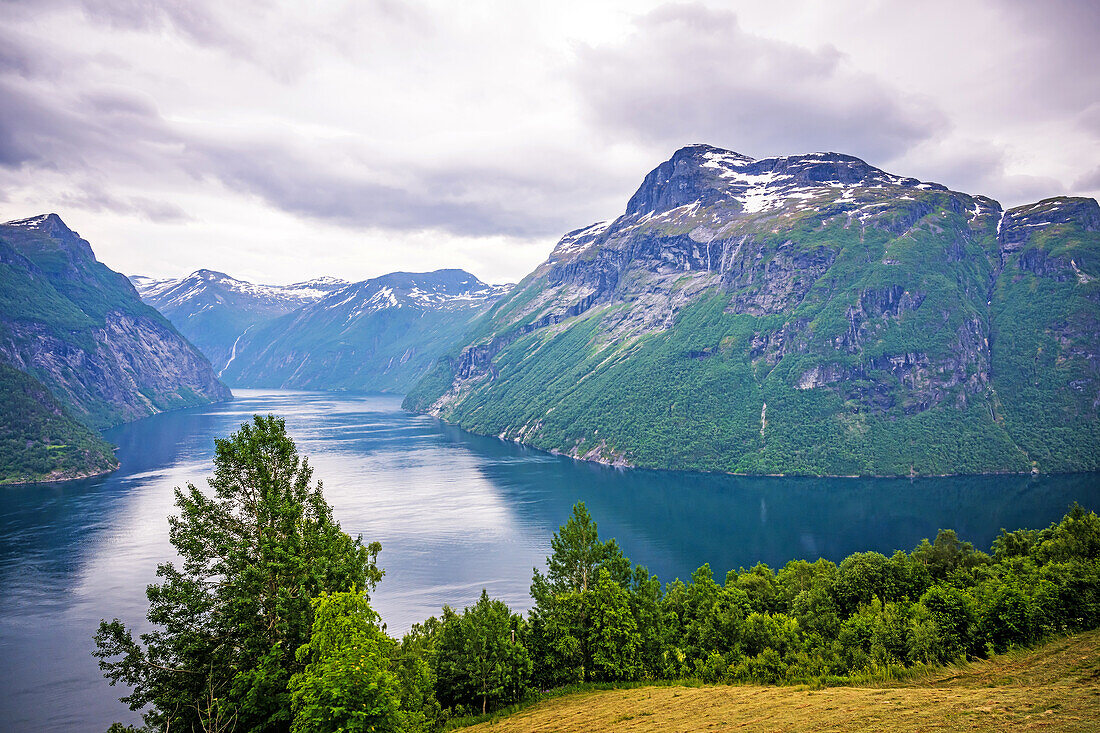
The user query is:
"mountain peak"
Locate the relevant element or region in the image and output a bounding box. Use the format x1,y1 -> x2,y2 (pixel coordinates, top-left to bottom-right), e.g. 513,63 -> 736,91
3,213 -> 75,238
672,143 -> 754,162
625,144 -> 947,217
364,269 -> 493,299
1,212 -> 97,262
1006,196 -> 1100,229
190,268 -> 235,282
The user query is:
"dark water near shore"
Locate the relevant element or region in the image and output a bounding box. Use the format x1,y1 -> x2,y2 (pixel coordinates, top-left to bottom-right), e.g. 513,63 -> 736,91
1,389 -> 1097,731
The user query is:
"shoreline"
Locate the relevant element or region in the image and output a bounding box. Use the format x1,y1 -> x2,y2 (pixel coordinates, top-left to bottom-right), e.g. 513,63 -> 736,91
1,463 -> 119,487
418,409 -> 1066,480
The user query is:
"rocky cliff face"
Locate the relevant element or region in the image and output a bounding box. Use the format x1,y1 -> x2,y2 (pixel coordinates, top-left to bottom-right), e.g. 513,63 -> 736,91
0,214 -> 231,429
405,145 -> 1100,476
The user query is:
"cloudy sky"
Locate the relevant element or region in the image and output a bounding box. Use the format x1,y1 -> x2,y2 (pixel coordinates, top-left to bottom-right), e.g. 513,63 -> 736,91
2,0 -> 1097,284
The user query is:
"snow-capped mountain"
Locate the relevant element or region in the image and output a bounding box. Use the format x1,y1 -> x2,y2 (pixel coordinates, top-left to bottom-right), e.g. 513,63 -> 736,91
131,270 -> 347,312
219,269 -> 511,392
309,270 -> 511,323
404,144 -> 1100,477
129,269 -> 348,372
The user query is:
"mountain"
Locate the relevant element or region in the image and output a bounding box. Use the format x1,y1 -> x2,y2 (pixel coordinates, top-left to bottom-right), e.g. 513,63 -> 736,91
404,145 -> 1100,476
0,214 -> 231,430
219,269 -> 510,392
0,363 -> 119,484
130,270 -> 348,372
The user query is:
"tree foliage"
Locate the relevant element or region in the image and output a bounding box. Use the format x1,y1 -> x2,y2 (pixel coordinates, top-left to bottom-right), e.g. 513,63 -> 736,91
94,430 -> 1100,733
95,415 -> 382,732
289,591 -> 403,733
433,590 -> 530,715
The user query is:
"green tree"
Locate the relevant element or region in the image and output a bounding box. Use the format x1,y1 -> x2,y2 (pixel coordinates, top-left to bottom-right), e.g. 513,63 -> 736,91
390,620 -> 443,733
288,591 -> 403,733
533,502 -> 624,596
734,563 -> 781,614
835,552 -> 891,615
918,584 -> 978,662
1035,503 -> 1100,564
434,590 -> 530,715
912,529 -> 983,582
94,415 -> 382,732
587,568 -> 641,681
626,565 -> 666,679
528,502 -> 630,685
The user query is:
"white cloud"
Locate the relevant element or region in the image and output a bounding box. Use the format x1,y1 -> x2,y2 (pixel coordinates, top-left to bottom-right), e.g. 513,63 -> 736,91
0,0 -> 1096,284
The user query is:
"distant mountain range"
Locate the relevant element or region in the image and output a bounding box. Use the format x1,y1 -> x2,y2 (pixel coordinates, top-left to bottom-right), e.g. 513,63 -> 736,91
131,268 -> 511,393
404,144 -> 1100,477
6,143 -> 1096,481
219,270 -> 510,392
0,214 -> 230,483
130,270 -> 348,372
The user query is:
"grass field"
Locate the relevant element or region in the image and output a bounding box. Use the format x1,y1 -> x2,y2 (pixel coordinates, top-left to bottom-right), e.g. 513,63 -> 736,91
463,630 -> 1100,732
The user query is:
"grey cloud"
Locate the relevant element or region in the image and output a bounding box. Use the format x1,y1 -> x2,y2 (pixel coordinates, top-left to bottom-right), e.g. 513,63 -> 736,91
0,78 -> 174,171
55,185 -> 192,222
1078,103 -> 1100,139
79,0 -> 256,58
0,30 -> 36,77
183,138 -> 602,238
996,0 -> 1100,118
1073,166 -> 1100,191
572,3 -> 947,163
81,89 -> 160,119
900,138 -> 1066,206
3,0 -> 258,60
0,69 -> 597,237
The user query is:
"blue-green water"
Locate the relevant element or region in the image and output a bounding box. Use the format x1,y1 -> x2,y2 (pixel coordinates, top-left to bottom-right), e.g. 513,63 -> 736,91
1,389 -> 1097,731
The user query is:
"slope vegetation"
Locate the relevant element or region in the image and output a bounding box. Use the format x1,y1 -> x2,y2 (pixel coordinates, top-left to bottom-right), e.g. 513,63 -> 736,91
407,146 -> 1100,476
464,630 -> 1100,733
0,363 -> 118,484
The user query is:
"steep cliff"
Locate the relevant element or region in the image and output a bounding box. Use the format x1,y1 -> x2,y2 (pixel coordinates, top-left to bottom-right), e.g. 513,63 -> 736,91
405,145 -> 1100,476
0,214 -> 231,430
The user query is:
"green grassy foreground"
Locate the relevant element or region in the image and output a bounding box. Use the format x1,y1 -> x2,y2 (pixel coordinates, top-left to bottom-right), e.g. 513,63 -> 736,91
460,629 -> 1100,732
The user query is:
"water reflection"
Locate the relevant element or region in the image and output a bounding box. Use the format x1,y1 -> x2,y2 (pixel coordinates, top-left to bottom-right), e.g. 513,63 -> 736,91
0,389 -> 1097,732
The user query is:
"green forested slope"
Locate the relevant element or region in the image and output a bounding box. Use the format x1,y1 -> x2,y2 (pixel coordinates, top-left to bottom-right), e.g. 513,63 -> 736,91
406,147 -> 1099,476
0,363 -> 118,484
988,198 -> 1100,472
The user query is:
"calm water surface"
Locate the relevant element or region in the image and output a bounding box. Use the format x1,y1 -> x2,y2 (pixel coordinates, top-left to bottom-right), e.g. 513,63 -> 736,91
1,389 -> 1097,731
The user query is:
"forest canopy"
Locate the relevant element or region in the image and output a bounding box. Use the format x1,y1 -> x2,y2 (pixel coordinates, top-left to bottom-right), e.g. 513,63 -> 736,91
96,416 -> 1100,732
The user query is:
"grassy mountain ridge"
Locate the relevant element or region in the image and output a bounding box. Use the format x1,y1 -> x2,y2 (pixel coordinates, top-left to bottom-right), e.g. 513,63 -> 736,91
405,146 -> 1099,476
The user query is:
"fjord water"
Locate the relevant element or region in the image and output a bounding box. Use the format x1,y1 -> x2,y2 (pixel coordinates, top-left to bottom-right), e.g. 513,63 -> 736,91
1,391 -> 1097,732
